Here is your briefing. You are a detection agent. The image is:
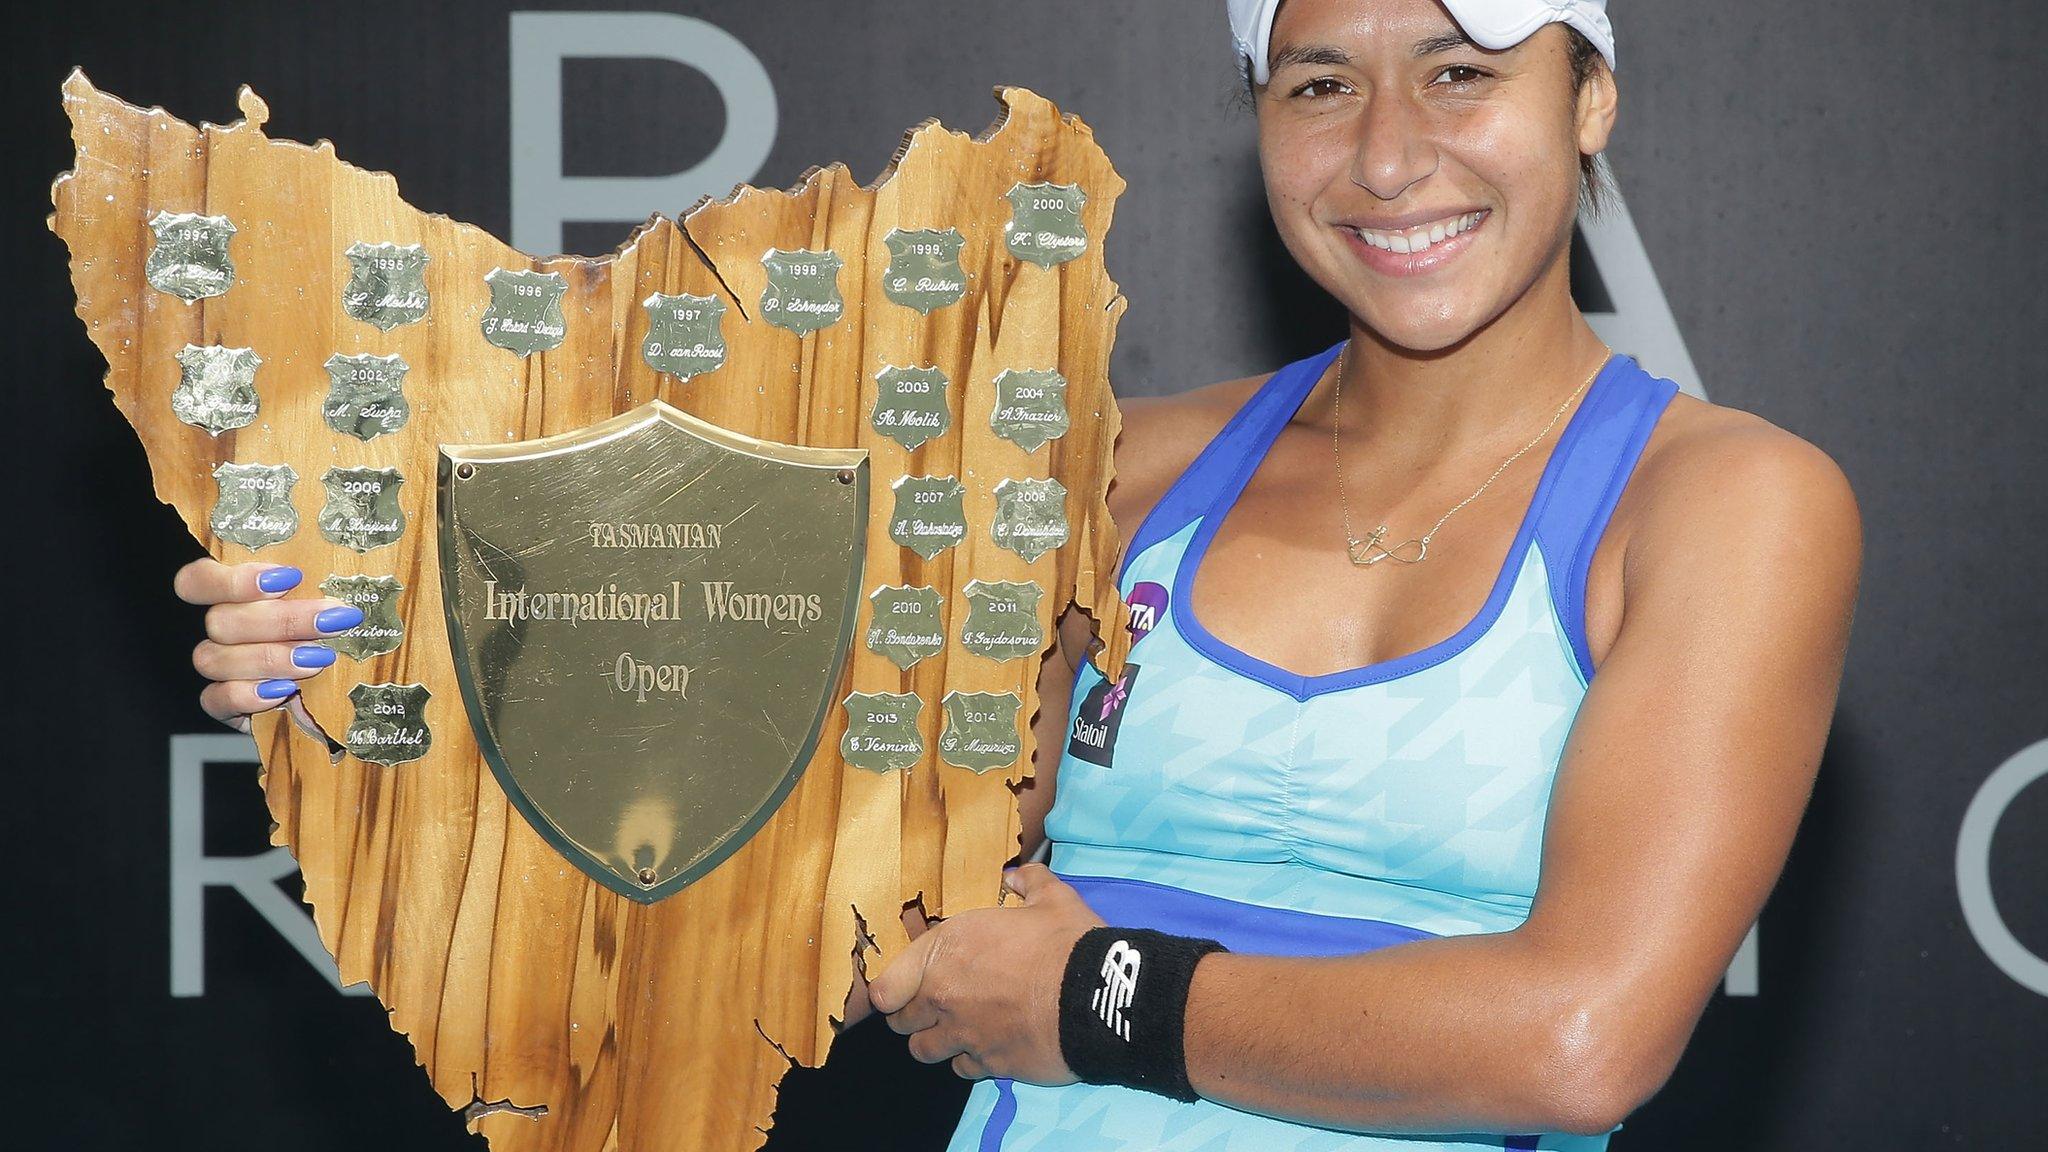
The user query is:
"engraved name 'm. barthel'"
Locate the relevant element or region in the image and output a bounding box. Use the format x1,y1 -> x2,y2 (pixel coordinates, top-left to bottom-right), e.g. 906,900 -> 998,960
586,521 -> 725,549
483,579 -> 821,629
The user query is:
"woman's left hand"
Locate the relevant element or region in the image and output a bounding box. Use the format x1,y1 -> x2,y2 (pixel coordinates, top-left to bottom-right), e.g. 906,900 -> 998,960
867,862 -> 1107,1083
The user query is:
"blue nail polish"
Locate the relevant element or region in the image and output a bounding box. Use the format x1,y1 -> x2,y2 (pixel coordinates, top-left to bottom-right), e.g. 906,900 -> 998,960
315,605 -> 365,633
256,679 -> 299,700
292,644 -> 337,669
257,566 -> 304,594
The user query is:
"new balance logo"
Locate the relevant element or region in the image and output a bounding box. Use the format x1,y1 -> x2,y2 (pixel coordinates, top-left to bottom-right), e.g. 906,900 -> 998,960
1091,938 -> 1142,1041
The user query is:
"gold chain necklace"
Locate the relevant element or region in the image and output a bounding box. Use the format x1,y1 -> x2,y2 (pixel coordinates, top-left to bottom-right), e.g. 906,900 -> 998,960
1330,343 -> 1605,566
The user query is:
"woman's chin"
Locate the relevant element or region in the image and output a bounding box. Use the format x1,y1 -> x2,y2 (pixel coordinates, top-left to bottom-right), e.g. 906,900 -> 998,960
1348,305 -> 1490,354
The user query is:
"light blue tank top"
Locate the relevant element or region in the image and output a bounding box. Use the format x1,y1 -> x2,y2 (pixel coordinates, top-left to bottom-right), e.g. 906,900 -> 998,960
946,341 -> 1679,1152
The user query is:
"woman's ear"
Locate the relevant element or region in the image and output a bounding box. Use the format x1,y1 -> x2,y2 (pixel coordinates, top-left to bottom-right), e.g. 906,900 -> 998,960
1576,61 -> 1619,159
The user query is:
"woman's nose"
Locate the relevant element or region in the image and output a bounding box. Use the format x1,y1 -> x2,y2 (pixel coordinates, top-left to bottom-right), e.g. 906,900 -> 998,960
1349,93 -> 1440,201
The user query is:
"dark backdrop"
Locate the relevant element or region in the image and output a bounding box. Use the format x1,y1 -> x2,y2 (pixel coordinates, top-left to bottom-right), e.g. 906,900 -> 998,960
5,2 -> 2044,1149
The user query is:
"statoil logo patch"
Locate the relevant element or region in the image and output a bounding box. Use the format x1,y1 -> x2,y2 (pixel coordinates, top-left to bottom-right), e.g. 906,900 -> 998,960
1068,663 -> 1140,767
1126,582 -> 1168,645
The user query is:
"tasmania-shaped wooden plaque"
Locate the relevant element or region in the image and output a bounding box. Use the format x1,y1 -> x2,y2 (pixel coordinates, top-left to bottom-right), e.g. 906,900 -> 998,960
50,69 -> 1132,1149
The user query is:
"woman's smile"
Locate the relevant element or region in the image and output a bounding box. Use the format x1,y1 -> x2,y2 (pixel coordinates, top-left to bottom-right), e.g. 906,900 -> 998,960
1337,208 -> 1491,277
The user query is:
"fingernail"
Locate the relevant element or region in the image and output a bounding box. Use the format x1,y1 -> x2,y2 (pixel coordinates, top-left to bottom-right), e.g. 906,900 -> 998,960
257,566 -> 303,594
292,644 -> 337,669
256,679 -> 299,700
315,605 -> 365,633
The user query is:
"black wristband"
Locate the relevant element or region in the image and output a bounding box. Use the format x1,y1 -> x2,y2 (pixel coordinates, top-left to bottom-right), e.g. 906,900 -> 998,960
1057,925 -> 1229,1102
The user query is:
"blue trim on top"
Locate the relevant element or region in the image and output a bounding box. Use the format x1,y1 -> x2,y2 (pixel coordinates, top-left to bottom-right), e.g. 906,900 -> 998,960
1168,343 -> 1627,701
978,1080 -> 1018,1152
1058,871 -> 1438,955
1555,367 -> 1679,681
1116,358 -> 1324,586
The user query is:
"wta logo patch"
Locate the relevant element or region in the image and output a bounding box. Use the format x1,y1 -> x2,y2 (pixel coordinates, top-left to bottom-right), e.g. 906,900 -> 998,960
1126,581 -> 1168,645
1067,663 -> 1140,767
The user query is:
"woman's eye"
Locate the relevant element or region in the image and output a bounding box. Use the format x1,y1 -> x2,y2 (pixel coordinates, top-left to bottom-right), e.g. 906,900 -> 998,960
1292,76 -> 1353,99
1433,65 -> 1488,86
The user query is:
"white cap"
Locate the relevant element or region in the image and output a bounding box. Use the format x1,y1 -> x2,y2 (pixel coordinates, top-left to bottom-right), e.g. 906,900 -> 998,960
1228,0 -> 1616,85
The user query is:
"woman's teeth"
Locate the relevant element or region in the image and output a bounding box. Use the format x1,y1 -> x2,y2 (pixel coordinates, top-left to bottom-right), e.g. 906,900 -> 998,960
1349,211 -> 1486,254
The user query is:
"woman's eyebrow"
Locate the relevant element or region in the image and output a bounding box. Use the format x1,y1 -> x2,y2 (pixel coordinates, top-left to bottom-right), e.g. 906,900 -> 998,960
1268,31 -> 1479,73
1268,43 -> 1355,72
1413,30 -> 1478,57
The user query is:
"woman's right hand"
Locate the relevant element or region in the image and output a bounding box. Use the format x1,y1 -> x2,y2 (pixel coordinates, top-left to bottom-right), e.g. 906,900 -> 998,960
173,558 -> 366,734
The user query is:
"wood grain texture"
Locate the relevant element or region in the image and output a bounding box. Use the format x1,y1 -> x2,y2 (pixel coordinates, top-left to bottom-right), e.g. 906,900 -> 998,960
50,70 -> 1133,1149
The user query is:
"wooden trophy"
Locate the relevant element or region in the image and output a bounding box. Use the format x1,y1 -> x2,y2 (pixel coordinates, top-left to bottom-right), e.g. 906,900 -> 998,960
50,70 -> 1134,1149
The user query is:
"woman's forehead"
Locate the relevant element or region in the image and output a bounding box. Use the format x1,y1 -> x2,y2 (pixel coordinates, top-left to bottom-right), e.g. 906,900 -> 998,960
1269,0 -> 1472,57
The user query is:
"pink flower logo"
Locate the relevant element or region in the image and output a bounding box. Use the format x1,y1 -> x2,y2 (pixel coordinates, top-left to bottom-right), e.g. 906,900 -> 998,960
1098,674 -> 1129,720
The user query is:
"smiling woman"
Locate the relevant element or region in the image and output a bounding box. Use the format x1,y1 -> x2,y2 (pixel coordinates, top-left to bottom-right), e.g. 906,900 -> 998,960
158,0 -> 1862,1148
856,0 -> 1862,1150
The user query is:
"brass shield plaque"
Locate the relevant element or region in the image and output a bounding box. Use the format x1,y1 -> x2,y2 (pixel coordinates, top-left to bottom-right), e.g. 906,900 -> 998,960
145,210 -> 236,300
991,368 -> 1071,453
938,691 -> 1024,773
865,583 -> 945,670
990,475 -> 1070,562
342,241 -> 430,330
960,578 -> 1045,660
881,227 -> 967,313
1004,181 -> 1088,267
839,691 -> 924,773
889,474 -> 968,559
345,682 -> 433,767
481,267 -> 568,356
871,364 -> 952,450
321,353 -> 411,442
438,401 -> 868,902
318,466 -> 406,553
320,574 -> 405,660
172,343 -> 260,436
209,461 -> 298,550
640,291 -> 728,380
760,247 -> 846,335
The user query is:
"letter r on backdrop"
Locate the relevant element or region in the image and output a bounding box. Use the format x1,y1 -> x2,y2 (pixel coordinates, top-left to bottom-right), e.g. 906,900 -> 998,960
169,735 -> 369,998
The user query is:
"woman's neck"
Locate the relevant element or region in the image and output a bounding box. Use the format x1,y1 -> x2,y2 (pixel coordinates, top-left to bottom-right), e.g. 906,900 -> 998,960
1300,260 -> 1611,463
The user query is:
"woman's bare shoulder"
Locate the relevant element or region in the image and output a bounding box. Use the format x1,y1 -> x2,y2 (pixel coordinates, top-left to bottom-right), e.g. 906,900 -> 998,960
1107,373 -> 1267,526
1622,392 -> 1863,584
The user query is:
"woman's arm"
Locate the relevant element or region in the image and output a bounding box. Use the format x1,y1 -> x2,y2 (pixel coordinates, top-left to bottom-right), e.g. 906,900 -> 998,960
1016,605 -> 1095,862
1180,422 -> 1863,1136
